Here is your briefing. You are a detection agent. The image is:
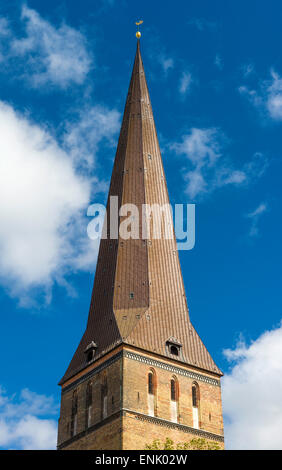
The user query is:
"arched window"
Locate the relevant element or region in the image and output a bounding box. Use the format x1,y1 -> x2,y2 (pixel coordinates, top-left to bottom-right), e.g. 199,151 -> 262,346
101,373 -> 108,420
170,376 -> 179,423
192,382 -> 200,429
85,381 -> 92,428
171,379 -> 176,401
148,371 -> 154,395
147,369 -> 157,417
192,382 -> 199,408
70,390 -> 78,437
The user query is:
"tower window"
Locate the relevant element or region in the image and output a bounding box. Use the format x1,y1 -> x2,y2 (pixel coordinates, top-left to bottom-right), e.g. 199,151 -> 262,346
148,372 -> 154,395
148,369 -> 157,417
84,341 -> 97,363
101,373 -> 108,420
192,382 -> 200,429
192,384 -> 198,407
85,381 -> 92,428
70,390 -> 78,437
166,338 -> 182,357
171,379 -> 176,401
129,292 -> 134,299
170,345 -> 179,356
87,350 -> 94,362
170,377 -> 178,423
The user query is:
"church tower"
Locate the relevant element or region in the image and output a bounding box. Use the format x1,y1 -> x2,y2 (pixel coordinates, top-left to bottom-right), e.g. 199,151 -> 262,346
57,39 -> 224,450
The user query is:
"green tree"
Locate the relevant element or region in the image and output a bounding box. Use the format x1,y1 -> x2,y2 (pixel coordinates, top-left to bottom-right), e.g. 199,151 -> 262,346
145,437 -> 222,450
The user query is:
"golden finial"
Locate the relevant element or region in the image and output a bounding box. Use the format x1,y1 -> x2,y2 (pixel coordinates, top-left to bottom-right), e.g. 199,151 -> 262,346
135,20 -> 143,39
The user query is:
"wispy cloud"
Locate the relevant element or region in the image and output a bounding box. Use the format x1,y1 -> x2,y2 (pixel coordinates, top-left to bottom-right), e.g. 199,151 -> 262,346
187,17 -> 217,32
158,54 -> 174,75
0,5 -> 91,89
241,63 -> 255,78
63,105 -> 121,169
222,323 -> 282,449
265,70 -> 282,120
147,33 -> 175,78
214,54 -> 223,70
171,128 -> 268,199
245,202 -> 268,237
0,17 -> 11,62
0,17 -> 10,36
0,387 -> 57,449
179,71 -> 192,96
239,69 -> 282,121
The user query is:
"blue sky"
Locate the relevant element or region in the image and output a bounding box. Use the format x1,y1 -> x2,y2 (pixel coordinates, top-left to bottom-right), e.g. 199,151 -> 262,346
0,0 -> 282,449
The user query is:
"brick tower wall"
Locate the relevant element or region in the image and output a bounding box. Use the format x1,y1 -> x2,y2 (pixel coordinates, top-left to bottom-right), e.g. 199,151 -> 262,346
122,412 -> 224,450
57,353 -> 123,450
122,349 -> 224,449
57,347 -> 224,450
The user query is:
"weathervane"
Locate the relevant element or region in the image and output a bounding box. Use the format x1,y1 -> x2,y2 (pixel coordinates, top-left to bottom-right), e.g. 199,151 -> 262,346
135,20 -> 143,39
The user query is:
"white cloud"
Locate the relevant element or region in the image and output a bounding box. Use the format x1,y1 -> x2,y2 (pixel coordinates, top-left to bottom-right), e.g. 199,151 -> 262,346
158,54 -> 174,75
179,71 -> 192,96
64,105 -> 120,168
214,54 -> 223,70
0,387 -> 57,450
245,202 -> 268,237
241,63 -> 255,78
172,128 -> 222,166
171,128 -> 268,198
265,70 -> 282,120
222,323 -> 282,449
0,17 -> 11,62
147,35 -> 174,78
2,5 -> 91,88
239,85 -> 263,109
0,17 -> 10,36
239,69 -> 282,121
187,18 -> 217,32
0,100 -> 119,304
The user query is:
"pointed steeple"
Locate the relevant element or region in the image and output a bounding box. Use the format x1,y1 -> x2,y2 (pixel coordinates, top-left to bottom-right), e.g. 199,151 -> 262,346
60,41 -> 222,385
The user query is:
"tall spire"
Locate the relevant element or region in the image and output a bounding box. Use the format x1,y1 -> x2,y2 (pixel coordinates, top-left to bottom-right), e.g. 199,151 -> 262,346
60,41 -> 221,385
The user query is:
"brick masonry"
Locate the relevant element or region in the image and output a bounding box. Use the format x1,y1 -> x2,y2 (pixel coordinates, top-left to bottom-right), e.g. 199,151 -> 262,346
57,346 -> 224,450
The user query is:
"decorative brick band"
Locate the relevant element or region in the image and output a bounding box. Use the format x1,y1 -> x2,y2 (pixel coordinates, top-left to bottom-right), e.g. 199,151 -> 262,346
124,409 -> 224,443
124,351 -> 220,386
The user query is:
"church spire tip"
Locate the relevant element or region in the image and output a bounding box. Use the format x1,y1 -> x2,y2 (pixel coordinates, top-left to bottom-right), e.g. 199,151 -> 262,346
135,19 -> 143,39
